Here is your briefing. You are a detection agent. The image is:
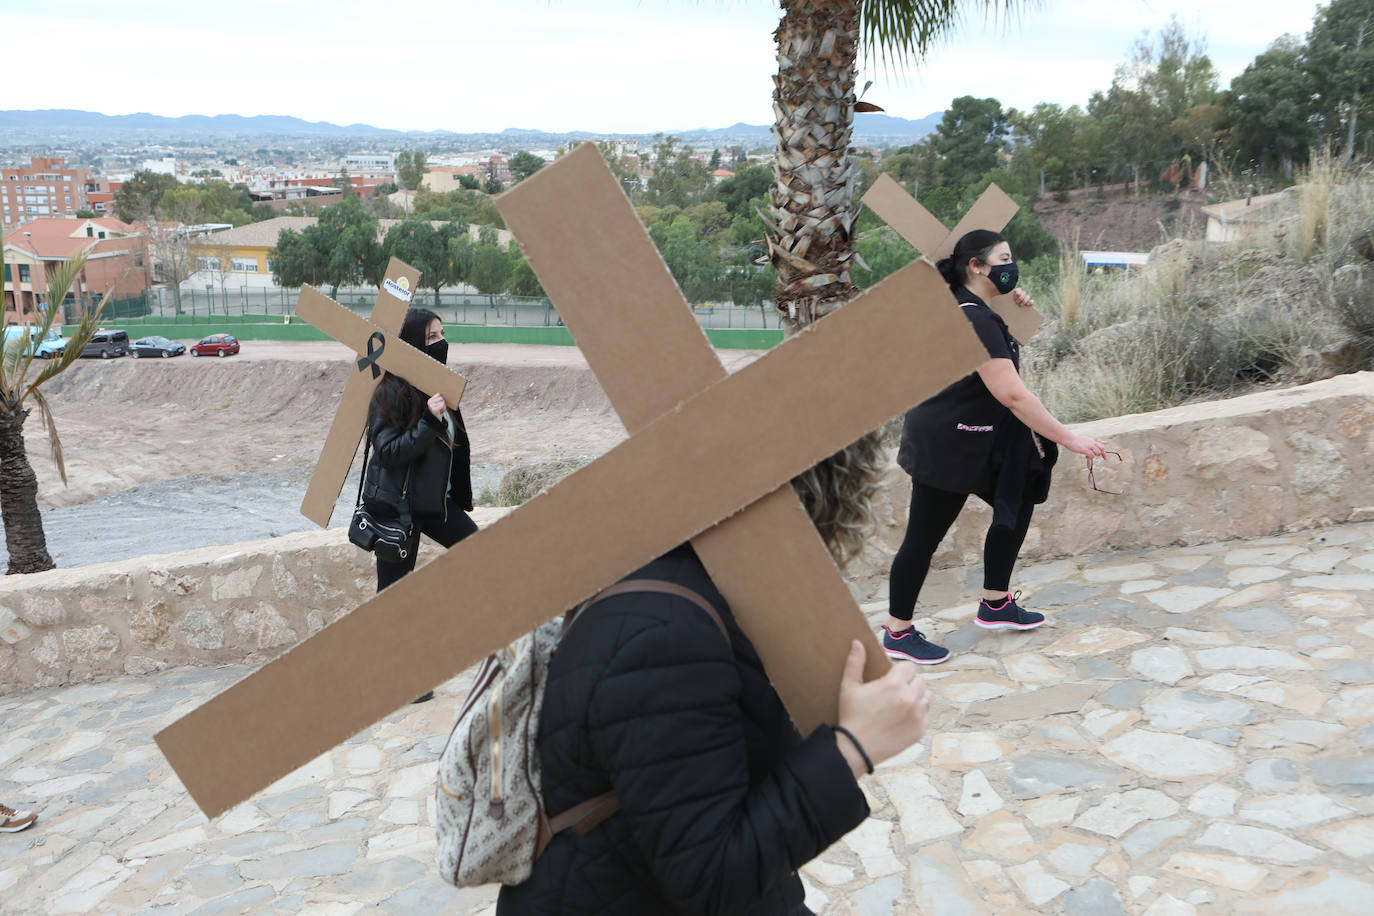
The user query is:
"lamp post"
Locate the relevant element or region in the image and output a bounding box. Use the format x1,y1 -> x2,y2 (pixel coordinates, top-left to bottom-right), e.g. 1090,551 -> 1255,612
21,231 -> 44,324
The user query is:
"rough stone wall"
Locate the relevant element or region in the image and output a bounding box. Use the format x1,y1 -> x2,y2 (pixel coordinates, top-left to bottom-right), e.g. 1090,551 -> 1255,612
1,374 -> 1370,692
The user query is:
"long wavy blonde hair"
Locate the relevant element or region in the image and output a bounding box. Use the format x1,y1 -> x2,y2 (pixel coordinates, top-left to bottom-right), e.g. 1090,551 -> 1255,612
791,428 -> 887,568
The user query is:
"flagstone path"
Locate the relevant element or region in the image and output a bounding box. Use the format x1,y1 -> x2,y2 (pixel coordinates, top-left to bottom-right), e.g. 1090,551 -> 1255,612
1,522 -> 1371,914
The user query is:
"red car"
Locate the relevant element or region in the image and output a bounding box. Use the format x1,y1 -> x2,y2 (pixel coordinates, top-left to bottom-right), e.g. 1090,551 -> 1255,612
190,334 -> 241,358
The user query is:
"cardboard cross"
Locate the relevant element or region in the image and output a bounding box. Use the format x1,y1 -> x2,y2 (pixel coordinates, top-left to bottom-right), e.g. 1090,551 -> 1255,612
155,144 -> 992,820
296,258 -> 468,527
862,174 -> 1044,344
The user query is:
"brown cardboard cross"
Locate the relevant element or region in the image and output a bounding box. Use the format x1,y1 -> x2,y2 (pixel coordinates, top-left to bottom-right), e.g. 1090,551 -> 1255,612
155,144 -> 992,820
862,173 -> 1043,344
296,258 -> 468,527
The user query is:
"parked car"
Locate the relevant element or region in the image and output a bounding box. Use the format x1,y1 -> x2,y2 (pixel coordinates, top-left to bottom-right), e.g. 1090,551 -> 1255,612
2,325 -> 65,359
190,334 -> 240,358
80,329 -> 131,359
130,335 -> 186,359
35,329 -> 67,359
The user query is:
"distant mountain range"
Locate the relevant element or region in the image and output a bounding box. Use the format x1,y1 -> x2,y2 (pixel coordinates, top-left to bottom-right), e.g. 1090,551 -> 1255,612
0,109 -> 942,146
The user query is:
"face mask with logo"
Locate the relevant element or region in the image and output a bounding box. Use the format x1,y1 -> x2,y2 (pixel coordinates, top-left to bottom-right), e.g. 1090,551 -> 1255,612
984,261 -> 1019,295
424,339 -> 449,365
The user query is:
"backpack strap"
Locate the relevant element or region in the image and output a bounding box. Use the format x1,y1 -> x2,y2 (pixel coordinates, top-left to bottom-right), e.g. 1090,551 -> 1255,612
537,578 -> 731,858
565,578 -> 731,646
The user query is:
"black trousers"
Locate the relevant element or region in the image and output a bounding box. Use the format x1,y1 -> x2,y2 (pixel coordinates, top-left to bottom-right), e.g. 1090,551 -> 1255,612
376,499 -> 478,592
888,481 -> 1036,622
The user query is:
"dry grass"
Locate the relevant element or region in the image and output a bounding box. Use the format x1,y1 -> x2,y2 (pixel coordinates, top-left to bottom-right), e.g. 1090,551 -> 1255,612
1027,158 -> 1374,423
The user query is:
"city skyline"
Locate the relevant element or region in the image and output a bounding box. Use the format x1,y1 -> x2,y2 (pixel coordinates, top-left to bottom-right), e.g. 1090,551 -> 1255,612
14,0 -> 1326,134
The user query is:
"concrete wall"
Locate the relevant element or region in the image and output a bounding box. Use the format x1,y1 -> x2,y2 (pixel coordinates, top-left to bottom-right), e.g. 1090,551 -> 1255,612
2,373 -> 1371,692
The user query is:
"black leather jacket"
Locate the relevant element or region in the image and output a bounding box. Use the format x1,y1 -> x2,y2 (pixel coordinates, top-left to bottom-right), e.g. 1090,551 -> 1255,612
362,406 -> 473,521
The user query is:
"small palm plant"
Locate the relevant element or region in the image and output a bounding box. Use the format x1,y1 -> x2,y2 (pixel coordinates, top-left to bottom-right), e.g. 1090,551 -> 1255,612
0,243 -> 108,573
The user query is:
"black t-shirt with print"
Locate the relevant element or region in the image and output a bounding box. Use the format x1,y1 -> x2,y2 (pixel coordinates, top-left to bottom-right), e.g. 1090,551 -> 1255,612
896,287 -> 1024,494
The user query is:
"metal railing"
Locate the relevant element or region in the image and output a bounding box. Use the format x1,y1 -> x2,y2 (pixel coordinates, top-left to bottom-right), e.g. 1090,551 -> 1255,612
100,286 -> 784,330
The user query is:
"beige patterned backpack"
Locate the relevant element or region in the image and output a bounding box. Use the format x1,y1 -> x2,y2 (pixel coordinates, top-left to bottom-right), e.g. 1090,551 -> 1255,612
435,578 -> 728,887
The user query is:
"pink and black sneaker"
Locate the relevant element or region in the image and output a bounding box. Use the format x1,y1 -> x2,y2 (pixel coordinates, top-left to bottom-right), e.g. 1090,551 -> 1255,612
881,626 -> 951,664
975,592 -> 1045,630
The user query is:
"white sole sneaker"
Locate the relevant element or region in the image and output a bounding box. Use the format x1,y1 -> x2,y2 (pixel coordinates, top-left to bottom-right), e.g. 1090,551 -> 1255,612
975,617 -> 1044,630
883,647 -> 951,664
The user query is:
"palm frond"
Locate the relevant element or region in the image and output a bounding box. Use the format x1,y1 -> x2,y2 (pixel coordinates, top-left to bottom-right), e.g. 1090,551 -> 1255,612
24,288 -> 108,401
4,246 -> 92,396
859,0 -> 1032,69
29,387 -> 66,485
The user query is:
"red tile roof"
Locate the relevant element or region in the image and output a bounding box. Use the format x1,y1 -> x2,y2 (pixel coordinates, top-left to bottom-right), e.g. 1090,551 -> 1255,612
3,217 -> 142,259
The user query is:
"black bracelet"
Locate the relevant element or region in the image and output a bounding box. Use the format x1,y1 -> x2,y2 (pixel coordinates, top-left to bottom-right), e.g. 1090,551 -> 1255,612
831,725 -> 874,774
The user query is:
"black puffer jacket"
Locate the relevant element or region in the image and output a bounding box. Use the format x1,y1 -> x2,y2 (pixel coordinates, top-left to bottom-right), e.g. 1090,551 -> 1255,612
362,405 -> 472,519
497,545 -> 869,916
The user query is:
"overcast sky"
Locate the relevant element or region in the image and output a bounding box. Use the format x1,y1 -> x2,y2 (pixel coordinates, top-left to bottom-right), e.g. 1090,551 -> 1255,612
11,0 -> 1325,134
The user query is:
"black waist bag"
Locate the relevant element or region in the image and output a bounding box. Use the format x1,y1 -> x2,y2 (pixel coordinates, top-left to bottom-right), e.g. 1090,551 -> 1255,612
349,438 -> 412,563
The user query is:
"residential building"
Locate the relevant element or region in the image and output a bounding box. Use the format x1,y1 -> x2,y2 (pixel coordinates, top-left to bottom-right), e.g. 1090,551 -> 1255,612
2,217 -> 149,324
185,217 -> 316,290
422,166 -> 484,193
1,157 -> 94,228
342,153 -> 395,174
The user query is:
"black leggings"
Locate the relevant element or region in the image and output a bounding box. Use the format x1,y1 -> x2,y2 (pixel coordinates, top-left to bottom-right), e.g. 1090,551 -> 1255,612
376,500 -> 478,592
888,481 -> 1036,622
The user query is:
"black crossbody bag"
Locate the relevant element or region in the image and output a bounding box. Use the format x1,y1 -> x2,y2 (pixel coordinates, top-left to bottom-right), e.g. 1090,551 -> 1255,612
348,437 -> 413,563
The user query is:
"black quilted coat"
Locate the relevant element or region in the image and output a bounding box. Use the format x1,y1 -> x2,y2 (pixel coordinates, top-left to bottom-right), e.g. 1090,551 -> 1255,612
496,545 -> 870,915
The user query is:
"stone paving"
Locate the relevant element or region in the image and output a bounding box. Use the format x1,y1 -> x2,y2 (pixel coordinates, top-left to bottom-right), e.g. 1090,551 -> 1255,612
1,522 -> 1372,914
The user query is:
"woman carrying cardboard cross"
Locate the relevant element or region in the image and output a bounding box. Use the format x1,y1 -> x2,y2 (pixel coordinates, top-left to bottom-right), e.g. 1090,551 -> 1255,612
881,230 -> 1109,665
364,308 -> 476,700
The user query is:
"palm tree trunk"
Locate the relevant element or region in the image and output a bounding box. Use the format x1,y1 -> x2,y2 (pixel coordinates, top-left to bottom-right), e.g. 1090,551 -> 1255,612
770,0 -> 861,332
0,405 -> 55,574
772,0 -> 885,565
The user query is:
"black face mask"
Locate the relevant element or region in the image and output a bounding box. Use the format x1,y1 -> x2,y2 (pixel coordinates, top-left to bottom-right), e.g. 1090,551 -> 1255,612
985,261 -> 1019,295
423,339 -> 449,365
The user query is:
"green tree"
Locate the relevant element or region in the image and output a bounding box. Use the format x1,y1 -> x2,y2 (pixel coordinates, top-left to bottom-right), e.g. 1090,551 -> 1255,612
929,96 -> 1010,189
112,169 -> 179,222
269,196 -> 380,295
484,175 -> 505,194
0,245 -> 111,572
508,242 -> 547,297
645,135 -> 711,208
395,150 -> 429,191
508,151 -> 546,184
1307,0 -> 1374,163
470,226 -> 511,304
711,164 -> 773,216
385,220 -> 462,304
458,173 -> 481,190
1098,17 -> 1220,190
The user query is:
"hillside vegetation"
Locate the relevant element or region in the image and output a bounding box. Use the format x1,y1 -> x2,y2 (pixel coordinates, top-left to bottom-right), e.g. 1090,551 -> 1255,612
1024,155 -> 1374,422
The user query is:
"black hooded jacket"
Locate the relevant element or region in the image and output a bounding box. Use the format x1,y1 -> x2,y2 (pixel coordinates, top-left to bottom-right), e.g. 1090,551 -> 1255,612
497,545 -> 869,916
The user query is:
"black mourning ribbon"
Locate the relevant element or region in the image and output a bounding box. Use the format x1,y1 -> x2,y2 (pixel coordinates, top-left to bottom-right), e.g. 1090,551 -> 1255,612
357,332 -> 385,379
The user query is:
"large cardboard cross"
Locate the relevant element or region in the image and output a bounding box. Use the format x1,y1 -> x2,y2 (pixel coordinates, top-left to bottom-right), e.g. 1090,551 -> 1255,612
862,174 -> 1043,344
156,144 -> 996,820
297,258 -> 468,527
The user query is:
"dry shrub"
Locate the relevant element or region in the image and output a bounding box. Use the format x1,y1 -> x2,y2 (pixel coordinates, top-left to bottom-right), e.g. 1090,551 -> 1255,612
1295,150 -> 1336,262
1030,160 -> 1374,422
478,458 -> 589,507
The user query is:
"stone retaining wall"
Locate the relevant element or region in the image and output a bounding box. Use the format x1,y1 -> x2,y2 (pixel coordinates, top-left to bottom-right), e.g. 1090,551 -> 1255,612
2,373 -> 1371,692
847,371 -> 1374,582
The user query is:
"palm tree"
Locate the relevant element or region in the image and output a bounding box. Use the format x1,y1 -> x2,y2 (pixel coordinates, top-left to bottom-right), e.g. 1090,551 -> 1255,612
0,244 -> 108,573
771,1 -> 1011,559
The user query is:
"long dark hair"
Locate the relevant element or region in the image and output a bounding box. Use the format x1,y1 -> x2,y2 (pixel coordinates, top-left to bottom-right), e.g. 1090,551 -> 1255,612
935,230 -> 1006,292
368,307 -> 441,434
